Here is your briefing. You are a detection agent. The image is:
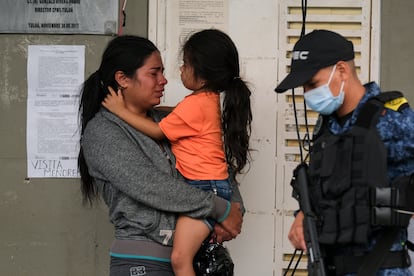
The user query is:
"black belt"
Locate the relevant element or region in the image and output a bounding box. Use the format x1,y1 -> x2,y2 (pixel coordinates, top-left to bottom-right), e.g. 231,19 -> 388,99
329,249 -> 411,275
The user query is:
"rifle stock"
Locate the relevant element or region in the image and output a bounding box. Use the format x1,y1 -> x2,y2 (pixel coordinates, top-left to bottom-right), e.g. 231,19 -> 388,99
292,162 -> 327,276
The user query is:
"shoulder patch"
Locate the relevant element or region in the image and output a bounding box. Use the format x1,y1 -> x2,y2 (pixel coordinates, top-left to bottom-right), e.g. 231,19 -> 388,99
384,97 -> 409,112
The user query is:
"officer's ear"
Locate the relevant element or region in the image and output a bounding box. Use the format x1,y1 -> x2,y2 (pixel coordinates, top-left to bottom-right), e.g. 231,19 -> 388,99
336,61 -> 352,81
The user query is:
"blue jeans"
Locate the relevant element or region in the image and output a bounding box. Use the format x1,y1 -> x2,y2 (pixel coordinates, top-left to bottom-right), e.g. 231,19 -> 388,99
185,179 -> 232,229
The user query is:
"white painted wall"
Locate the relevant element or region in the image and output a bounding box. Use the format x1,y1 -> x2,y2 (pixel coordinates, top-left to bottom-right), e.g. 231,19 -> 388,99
149,1 -> 377,274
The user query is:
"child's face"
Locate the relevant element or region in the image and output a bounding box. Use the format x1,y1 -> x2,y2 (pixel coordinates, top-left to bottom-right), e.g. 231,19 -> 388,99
179,57 -> 204,91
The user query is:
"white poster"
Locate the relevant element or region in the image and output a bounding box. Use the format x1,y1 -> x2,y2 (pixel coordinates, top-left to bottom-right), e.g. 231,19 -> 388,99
160,0 -> 229,105
27,45 -> 84,178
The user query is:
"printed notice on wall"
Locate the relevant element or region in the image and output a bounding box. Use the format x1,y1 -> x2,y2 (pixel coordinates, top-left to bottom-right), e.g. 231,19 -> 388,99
27,45 -> 84,178
0,0 -> 118,34
167,0 -> 228,76
161,0 -> 229,105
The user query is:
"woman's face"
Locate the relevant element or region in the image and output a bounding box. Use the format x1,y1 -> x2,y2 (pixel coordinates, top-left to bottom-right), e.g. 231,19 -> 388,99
123,51 -> 167,115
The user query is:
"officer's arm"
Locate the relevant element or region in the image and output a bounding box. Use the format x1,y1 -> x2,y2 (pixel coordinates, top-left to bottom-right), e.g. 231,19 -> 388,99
288,211 -> 307,251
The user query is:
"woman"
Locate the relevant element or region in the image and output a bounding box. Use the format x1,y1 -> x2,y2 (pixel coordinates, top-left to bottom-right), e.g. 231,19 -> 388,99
78,35 -> 243,275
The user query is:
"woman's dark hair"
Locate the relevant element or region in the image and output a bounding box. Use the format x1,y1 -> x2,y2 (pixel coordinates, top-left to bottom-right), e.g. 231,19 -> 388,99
78,35 -> 158,205
183,29 -> 252,176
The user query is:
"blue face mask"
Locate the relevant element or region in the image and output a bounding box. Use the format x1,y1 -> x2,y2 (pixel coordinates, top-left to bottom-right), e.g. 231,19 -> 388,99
303,65 -> 345,115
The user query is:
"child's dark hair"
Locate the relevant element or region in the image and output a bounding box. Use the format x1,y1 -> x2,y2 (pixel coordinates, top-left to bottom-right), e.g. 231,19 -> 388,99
183,29 -> 252,175
78,35 -> 158,205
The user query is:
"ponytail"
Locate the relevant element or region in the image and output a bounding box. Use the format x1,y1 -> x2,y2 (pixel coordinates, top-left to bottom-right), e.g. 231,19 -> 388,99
79,71 -> 105,134
78,71 -> 104,205
222,78 -> 252,175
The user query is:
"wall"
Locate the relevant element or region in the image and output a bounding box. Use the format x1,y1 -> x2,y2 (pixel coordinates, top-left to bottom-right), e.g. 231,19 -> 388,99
0,1 -> 148,275
380,0 -> 414,103
380,1 -> 414,274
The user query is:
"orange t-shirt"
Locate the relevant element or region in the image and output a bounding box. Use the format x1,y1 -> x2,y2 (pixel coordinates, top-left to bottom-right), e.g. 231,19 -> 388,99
158,92 -> 228,180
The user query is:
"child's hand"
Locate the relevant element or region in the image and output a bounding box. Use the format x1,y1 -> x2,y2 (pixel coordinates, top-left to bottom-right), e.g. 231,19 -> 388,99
102,86 -> 126,117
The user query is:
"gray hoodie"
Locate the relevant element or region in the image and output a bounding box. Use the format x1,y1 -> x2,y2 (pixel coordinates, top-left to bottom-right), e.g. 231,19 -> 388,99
82,108 -> 243,246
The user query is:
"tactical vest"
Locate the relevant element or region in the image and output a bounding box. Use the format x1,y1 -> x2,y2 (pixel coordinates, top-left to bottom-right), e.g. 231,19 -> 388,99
308,91 -> 414,246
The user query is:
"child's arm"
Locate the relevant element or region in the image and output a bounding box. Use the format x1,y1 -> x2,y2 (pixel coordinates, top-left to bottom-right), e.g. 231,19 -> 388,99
102,87 -> 166,140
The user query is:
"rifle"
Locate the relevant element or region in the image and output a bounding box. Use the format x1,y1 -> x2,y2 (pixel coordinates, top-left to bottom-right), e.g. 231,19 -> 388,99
291,162 -> 327,276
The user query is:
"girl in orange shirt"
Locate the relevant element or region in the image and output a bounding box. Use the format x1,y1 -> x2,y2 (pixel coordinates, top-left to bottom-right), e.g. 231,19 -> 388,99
102,29 -> 252,276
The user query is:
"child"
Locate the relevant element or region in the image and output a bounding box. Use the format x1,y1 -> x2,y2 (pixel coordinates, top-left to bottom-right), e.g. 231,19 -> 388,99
102,29 -> 252,276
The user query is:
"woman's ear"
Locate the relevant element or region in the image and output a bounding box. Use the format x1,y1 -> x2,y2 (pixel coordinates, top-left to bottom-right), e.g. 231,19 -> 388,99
114,71 -> 129,89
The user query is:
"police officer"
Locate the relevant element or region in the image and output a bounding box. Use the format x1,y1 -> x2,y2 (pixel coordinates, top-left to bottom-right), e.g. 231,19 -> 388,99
275,29 -> 414,275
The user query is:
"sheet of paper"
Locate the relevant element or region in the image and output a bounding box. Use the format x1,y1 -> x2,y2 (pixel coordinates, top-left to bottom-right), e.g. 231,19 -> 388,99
27,45 -> 84,178
161,0 -> 229,105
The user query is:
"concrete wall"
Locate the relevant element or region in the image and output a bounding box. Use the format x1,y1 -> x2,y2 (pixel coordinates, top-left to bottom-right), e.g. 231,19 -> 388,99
0,1 -> 148,275
380,0 -> 414,103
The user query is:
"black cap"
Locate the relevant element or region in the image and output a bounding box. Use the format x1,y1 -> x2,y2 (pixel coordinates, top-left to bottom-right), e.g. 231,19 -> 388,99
275,30 -> 354,93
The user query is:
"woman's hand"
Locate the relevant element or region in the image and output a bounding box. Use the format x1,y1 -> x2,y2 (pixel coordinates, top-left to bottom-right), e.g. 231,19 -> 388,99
102,86 -> 127,117
219,202 -> 243,239
288,211 -> 307,250
213,224 -> 234,243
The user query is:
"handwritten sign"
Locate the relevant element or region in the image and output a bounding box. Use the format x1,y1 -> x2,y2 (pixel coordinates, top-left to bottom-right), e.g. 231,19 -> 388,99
27,45 -> 84,178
